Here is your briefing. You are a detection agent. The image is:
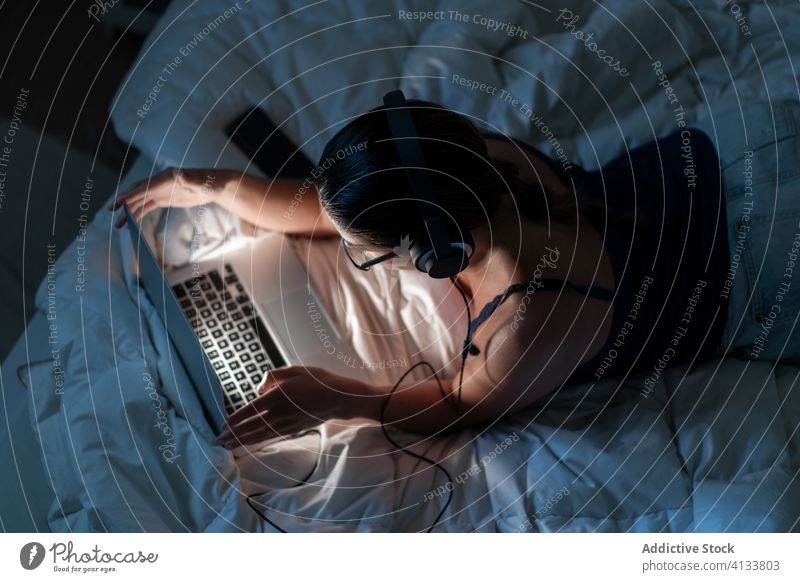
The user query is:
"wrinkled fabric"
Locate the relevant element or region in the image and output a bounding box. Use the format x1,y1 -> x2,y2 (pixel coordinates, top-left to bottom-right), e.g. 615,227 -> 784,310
26,0 -> 800,531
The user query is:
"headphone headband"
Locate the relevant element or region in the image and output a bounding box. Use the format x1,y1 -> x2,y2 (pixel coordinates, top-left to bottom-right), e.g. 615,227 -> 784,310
382,90 -> 473,278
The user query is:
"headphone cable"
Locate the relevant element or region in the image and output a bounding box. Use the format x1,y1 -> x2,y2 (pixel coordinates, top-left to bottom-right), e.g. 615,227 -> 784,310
245,428 -> 322,533
449,275 -> 472,418
247,277 -> 474,533
379,360 -> 456,532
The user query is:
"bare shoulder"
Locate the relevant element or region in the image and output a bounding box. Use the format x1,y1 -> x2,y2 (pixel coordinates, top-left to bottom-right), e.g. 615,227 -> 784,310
448,280 -> 614,421
464,289 -> 609,394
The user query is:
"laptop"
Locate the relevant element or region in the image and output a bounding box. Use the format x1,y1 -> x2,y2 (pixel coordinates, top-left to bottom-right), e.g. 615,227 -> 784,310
124,204 -> 368,433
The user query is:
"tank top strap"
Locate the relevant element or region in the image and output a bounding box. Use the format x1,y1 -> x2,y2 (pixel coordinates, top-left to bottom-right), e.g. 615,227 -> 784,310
461,278 -> 615,359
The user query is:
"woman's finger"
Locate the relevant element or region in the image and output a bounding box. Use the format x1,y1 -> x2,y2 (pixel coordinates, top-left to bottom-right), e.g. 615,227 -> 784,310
257,366 -> 317,394
216,407 -> 276,444
221,412 -> 307,448
108,169 -> 178,211
108,179 -> 158,210
223,375 -> 308,435
110,192 -> 146,216
133,200 -> 159,223
224,390 -> 274,429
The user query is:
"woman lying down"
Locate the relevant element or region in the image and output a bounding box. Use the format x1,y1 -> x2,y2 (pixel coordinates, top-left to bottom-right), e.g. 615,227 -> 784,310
110,95 -> 800,445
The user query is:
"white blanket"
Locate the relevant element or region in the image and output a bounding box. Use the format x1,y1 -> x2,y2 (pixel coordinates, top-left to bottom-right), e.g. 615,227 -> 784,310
27,0 -> 800,531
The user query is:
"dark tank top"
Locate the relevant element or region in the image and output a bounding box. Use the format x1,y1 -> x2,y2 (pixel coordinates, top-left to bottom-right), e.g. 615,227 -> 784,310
468,129 -> 730,385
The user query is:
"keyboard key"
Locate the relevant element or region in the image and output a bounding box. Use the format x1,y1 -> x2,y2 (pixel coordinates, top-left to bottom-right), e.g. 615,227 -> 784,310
219,371 -> 231,381
197,329 -> 209,338
200,281 -> 212,291
226,302 -> 237,311
206,291 -> 217,300
190,319 -> 201,329
248,343 -> 259,352
240,353 -> 251,363
230,392 -> 243,403
225,264 -> 233,273
221,291 -> 233,302
229,332 -> 240,341
236,283 -> 245,293
223,382 -> 236,392
208,350 -> 219,360
201,340 -> 213,349
225,274 -> 239,285
207,319 -> 218,328
213,361 -> 225,370
217,312 -> 228,321
235,371 -> 246,381
209,270 -> 224,291
246,393 -> 256,402
236,295 -> 248,304
180,298 -> 192,308
237,322 -> 248,332
232,312 -> 243,321
230,362 -> 240,370
218,339 -> 229,349
195,299 -> 207,308
222,322 -> 234,331
212,329 -> 223,339
173,285 -> 187,298
254,354 -> 265,362
243,332 -> 254,342
201,309 -> 211,318
251,374 -> 262,385
242,305 -> 253,317
245,363 -> 257,373
211,302 -> 222,311
233,342 -> 245,352
186,308 -> 197,318
260,363 -> 271,372
223,350 -> 233,359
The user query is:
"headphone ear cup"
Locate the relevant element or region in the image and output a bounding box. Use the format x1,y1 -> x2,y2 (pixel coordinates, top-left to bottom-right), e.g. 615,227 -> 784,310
409,237 -> 473,279
409,238 -> 433,275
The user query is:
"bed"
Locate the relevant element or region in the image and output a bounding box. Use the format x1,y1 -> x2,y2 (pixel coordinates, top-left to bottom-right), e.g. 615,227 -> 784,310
6,0 -> 800,532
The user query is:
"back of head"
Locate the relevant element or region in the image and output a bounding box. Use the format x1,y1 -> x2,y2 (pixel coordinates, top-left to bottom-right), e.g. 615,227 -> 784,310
314,100 -> 517,250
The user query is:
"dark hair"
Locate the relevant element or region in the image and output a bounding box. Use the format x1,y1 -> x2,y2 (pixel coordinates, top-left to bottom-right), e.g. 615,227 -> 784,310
314,100 -> 596,249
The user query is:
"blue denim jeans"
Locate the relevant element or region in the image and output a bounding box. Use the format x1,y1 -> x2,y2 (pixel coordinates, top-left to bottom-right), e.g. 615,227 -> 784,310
690,100 -> 800,363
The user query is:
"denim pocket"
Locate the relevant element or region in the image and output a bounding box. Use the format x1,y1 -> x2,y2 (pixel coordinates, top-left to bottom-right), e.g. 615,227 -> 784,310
698,100 -> 800,178
719,102 -> 800,325
740,208 -> 800,324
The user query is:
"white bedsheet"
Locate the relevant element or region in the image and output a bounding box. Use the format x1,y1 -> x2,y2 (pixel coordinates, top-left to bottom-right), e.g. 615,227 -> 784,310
26,0 -> 800,531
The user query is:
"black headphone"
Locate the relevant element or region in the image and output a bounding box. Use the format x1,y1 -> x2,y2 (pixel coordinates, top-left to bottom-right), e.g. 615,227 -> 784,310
382,90 -> 475,279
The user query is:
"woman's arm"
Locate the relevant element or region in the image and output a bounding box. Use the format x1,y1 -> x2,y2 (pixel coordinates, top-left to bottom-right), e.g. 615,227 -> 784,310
214,171 -> 339,237
216,294 -> 590,445
360,316 -> 574,433
110,167 -> 339,237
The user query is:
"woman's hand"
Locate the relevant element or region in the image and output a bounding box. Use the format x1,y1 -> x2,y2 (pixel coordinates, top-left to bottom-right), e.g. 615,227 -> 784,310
214,366 -> 377,448
108,167 -> 235,227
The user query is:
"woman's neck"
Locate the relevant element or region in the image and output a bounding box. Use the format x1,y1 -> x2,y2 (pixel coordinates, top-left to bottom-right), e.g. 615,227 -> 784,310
456,193 -> 554,300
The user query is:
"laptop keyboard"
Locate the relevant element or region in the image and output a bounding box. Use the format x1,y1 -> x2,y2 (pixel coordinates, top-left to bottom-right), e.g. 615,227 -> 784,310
171,264 -> 286,416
